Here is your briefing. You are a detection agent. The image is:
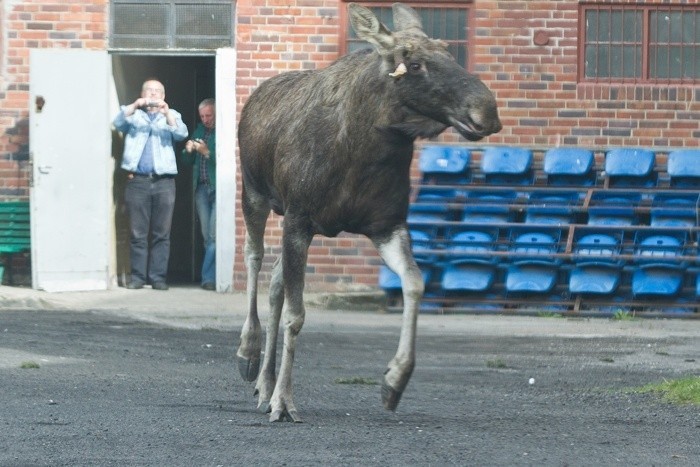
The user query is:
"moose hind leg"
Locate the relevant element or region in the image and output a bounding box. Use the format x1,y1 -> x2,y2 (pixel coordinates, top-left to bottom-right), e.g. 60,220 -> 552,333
236,188 -> 270,382
268,213 -> 312,423
373,228 -> 424,411
254,255 -> 284,413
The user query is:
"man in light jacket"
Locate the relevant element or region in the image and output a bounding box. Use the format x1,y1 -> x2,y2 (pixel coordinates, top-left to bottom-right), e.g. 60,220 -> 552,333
113,79 -> 188,291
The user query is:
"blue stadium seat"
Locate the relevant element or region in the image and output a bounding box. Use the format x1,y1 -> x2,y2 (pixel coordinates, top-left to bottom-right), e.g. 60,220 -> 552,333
587,192 -> 641,226
462,190 -> 518,224
481,147 -> 534,186
505,228 -> 562,293
527,147 -> 591,225
650,192 -> 699,227
632,230 -> 687,297
569,231 -> 624,295
667,149 -> 700,188
543,148 -> 596,186
408,229 -> 436,261
441,228 -> 499,292
416,146 -> 471,201
604,148 -> 656,187
407,205 -> 449,241
526,191 -> 580,225
419,145 -> 471,182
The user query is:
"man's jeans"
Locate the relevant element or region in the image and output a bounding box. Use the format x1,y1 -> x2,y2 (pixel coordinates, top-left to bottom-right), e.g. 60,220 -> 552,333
195,183 -> 216,285
125,176 -> 176,285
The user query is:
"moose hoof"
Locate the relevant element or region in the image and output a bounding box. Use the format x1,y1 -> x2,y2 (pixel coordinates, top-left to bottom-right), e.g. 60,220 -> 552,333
258,400 -> 272,414
270,408 -> 303,423
381,382 -> 404,411
237,354 -> 260,382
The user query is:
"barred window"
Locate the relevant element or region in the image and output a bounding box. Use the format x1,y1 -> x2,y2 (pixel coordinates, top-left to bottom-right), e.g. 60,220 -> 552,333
580,4 -> 700,84
340,1 -> 473,69
110,0 -> 233,51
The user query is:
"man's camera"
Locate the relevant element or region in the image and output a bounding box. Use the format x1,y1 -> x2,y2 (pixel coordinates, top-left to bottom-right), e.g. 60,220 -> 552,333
146,101 -> 160,108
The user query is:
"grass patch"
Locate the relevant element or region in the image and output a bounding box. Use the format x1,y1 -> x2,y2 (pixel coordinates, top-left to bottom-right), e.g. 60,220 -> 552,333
486,358 -> 508,369
334,376 -> 378,385
536,311 -> 563,318
600,357 -> 615,363
612,310 -> 636,321
20,361 -> 40,369
635,377 -> 700,405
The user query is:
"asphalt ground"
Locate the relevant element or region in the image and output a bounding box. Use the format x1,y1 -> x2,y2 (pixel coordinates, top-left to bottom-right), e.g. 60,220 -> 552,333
0,285 -> 698,466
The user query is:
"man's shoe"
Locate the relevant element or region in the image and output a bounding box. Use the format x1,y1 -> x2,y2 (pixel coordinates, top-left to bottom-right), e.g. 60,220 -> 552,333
126,281 -> 144,290
201,282 -> 215,291
152,282 -> 169,291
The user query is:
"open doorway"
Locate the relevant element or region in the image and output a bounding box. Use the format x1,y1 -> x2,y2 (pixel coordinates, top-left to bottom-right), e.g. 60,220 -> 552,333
111,54 -> 216,285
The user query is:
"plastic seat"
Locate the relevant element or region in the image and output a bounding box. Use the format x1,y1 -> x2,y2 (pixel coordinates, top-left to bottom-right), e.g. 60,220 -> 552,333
604,148 -> 656,187
419,146 -> 471,182
480,147 -> 533,186
408,229 -> 436,261
441,228 -> 499,292
569,231 -> 624,294
650,192 -> 698,227
462,190 -> 518,225
543,148 -> 596,186
632,230 -> 687,297
667,149 -> 700,188
406,206 -> 448,241
505,228 -> 561,293
416,146 -> 471,201
587,192 -> 641,226
526,191 -> 580,225
592,149 -> 652,264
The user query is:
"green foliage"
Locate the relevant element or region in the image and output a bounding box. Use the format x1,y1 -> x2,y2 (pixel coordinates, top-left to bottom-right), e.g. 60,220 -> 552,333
486,358 -> 508,369
612,309 -> 635,321
636,377 -> 700,405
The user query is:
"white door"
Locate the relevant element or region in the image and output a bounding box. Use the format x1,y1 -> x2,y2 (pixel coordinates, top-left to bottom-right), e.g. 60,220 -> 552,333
29,49 -> 113,292
215,48 -> 237,292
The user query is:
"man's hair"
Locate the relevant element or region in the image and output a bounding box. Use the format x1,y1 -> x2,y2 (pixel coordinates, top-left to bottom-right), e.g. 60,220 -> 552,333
199,98 -> 215,109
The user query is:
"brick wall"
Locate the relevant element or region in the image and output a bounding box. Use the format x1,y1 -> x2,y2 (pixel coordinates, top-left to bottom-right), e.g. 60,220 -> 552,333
0,0 -> 108,200
232,0 -> 699,292
1,1 -> 698,292
474,0 -> 700,148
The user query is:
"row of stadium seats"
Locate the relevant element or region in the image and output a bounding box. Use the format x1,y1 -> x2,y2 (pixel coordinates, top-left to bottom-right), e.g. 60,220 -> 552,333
379,146 -> 700,315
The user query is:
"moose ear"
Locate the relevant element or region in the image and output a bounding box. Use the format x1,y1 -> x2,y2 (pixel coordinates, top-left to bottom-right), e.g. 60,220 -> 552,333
348,3 -> 395,53
392,3 -> 425,34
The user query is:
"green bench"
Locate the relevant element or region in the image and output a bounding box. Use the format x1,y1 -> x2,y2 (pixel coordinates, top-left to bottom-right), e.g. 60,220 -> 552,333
0,201 -> 30,283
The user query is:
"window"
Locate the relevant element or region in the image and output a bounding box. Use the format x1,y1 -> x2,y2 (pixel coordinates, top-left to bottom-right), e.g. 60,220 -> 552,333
341,1 -> 473,69
110,0 -> 233,51
580,4 -> 700,84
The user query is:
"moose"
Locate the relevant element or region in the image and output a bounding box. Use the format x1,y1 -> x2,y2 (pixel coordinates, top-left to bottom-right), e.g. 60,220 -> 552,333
236,2 -> 502,422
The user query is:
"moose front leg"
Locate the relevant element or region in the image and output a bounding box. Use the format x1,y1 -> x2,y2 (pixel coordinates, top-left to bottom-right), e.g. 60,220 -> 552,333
373,228 -> 424,411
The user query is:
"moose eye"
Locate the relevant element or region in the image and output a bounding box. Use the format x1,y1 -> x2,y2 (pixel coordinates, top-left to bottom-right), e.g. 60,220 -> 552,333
409,62 -> 422,72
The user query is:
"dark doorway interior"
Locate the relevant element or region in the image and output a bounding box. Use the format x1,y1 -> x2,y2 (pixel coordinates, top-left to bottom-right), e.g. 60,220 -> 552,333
111,55 -> 216,284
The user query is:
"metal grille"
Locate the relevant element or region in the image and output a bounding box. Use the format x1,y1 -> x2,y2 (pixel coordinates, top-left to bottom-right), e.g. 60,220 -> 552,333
581,4 -> 699,84
110,0 -> 233,51
345,3 -> 471,69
